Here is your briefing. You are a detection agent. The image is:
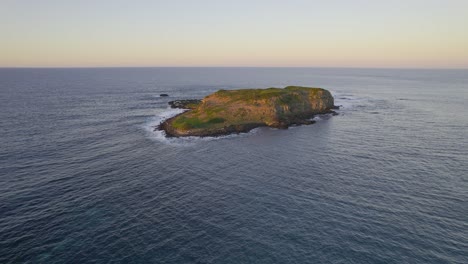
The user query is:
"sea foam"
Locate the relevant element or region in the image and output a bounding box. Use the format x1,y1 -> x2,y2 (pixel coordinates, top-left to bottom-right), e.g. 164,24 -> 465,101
142,107 -> 259,146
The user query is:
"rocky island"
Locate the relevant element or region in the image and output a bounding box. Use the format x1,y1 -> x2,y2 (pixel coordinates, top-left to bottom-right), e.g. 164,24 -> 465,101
158,86 -> 337,137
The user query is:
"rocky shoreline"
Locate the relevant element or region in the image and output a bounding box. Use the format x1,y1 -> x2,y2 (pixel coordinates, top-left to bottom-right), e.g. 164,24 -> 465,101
157,86 -> 338,137
157,115 -> 265,137
168,99 -> 201,109
157,110 -> 338,137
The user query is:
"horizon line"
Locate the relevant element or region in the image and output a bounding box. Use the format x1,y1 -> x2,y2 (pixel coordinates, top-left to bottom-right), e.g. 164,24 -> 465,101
1,66 -> 467,70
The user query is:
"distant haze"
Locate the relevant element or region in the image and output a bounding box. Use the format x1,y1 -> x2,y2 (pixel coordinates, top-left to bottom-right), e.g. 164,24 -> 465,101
1,0 -> 467,68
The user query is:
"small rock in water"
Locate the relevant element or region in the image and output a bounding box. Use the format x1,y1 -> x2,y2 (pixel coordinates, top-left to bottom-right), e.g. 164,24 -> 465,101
160,94 -> 169,97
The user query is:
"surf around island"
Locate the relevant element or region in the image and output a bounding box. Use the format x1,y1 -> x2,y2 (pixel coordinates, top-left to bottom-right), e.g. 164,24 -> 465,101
157,86 -> 338,137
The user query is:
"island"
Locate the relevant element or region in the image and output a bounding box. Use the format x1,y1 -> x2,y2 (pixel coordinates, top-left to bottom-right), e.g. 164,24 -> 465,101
158,86 -> 338,137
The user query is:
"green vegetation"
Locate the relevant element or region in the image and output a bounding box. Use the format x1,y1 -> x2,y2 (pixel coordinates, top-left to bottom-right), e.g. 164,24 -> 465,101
171,115 -> 226,130
184,102 -> 201,109
208,117 -> 225,123
214,86 -> 324,103
163,86 -> 334,136
215,87 -> 287,102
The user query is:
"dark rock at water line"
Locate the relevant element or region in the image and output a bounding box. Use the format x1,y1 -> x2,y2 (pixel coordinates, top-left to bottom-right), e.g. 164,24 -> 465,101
160,86 -> 338,137
160,94 -> 169,97
168,99 -> 202,109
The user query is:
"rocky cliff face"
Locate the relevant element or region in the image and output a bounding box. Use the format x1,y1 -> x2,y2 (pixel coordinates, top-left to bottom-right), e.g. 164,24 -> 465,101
158,86 -> 336,137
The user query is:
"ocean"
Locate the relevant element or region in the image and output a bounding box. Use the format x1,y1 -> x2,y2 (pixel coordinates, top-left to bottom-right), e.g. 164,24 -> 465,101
0,67 -> 467,263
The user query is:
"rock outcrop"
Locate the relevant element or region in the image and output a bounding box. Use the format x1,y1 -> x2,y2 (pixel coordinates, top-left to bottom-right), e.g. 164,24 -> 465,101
168,99 -> 201,109
158,86 -> 337,137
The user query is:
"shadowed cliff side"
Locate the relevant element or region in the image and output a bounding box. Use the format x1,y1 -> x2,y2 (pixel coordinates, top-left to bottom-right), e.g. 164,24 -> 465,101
158,86 -> 337,137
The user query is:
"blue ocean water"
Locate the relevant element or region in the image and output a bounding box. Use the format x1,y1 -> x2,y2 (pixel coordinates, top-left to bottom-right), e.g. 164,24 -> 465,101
0,67 -> 467,263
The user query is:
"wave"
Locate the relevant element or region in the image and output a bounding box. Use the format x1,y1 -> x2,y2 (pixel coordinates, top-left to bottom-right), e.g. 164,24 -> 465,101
142,107 -> 260,146
142,90 -> 363,145
332,91 -> 370,110
142,107 -> 186,145
312,113 -> 335,121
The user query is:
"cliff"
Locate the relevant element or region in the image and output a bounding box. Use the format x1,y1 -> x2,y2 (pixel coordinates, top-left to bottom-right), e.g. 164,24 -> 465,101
158,86 -> 336,137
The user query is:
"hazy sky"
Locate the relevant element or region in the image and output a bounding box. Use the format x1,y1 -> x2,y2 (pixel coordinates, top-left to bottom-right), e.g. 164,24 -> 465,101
1,0 -> 467,68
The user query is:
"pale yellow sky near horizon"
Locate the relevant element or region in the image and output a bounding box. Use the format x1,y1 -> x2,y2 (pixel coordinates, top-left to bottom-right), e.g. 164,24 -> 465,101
1,0 -> 468,68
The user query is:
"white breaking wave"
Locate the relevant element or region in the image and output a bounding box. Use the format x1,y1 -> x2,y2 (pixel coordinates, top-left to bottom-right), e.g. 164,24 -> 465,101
142,107 -> 186,145
142,107 -> 260,146
142,90 -> 361,145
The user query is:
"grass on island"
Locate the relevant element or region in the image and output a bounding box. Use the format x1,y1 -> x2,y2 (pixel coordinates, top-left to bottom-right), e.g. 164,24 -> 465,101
183,102 -> 201,109
171,116 -> 225,130
169,86 -> 326,131
214,86 -> 323,102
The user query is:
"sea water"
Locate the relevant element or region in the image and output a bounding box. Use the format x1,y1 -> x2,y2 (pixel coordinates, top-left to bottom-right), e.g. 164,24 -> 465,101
0,68 -> 467,263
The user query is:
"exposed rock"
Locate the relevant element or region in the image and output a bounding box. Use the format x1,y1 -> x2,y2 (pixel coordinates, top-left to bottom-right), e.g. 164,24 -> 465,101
158,86 -> 337,137
160,94 -> 169,97
168,99 -> 202,109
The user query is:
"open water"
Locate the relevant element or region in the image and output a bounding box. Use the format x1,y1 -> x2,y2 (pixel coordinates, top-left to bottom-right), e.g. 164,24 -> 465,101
0,67 -> 467,263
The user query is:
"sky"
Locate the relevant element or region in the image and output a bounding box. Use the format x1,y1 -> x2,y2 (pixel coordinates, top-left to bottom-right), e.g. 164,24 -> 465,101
1,0 -> 468,68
